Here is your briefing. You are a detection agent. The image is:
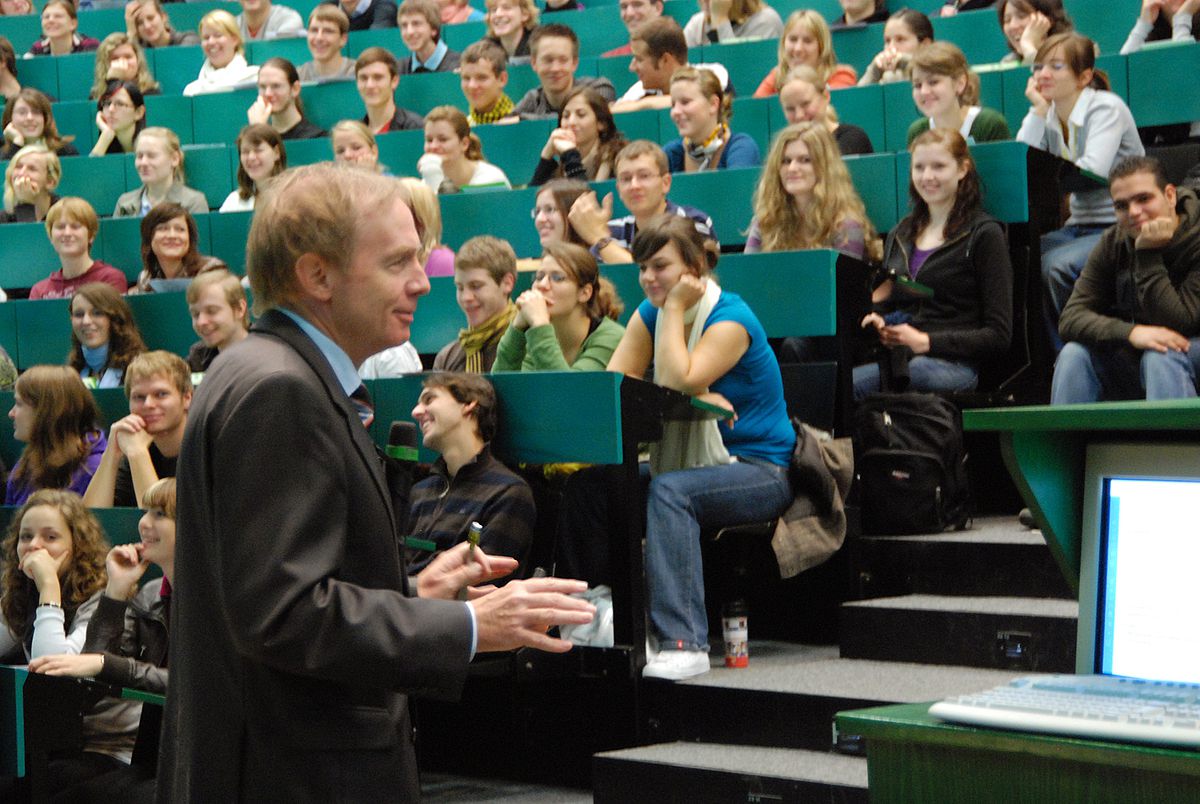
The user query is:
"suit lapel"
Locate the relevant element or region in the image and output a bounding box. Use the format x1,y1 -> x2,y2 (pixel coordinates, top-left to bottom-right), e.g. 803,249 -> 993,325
253,311 -> 397,537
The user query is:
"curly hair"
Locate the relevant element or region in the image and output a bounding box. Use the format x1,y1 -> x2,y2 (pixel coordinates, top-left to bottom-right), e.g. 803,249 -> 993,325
67,283 -> 148,376
9,366 -> 102,493
1,489 -> 109,644
901,128 -> 983,244
752,122 -> 881,262
90,33 -> 159,101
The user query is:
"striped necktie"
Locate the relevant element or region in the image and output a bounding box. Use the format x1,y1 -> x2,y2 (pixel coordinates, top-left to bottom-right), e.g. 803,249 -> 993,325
350,384 -> 374,429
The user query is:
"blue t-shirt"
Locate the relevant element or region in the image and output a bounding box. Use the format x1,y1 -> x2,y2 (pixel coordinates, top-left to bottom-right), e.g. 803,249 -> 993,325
639,290 -> 793,466
664,132 -> 761,173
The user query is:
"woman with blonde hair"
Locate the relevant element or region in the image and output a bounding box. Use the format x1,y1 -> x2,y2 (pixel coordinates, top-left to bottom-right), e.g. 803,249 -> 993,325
331,120 -> 383,172
683,0 -> 782,47
187,270 -> 250,371
220,124 -> 285,212
0,144 -> 60,223
398,176 -> 454,277
114,127 -> 208,217
755,10 -> 856,97
126,0 -> 200,49
495,241 -> 625,372
747,122 -> 880,261
778,68 -> 873,155
666,67 -> 760,173
6,367 -> 105,505
906,41 -> 1010,146
90,32 -> 159,101
183,9 -> 258,97
484,0 -> 538,61
418,105 -> 511,193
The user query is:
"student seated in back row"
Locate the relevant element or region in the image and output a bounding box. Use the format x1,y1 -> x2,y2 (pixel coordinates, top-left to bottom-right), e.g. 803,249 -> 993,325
126,0 -> 200,50
85,351 -> 193,508
221,124 -> 287,212
567,139 -> 716,264
398,0 -> 461,74
1052,156 -> 1200,403
183,10 -> 260,97
237,0 -> 304,41
406,372 -> 535,579
434,236 -> 518,372
300,5 -> 355,82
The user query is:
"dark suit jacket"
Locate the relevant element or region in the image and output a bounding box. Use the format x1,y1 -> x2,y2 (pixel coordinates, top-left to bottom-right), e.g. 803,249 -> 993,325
158,310 -> 472,803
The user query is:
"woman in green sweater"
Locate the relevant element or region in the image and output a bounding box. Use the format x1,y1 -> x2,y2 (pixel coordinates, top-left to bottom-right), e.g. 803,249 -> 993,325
906,41 -> 1010,146
494,242 -> 625,372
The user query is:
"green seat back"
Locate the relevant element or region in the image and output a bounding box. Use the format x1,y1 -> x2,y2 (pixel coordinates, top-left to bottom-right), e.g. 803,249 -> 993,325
127,291 -> 197,356
298,80 -> 361,132
206,210 -> 253,274
52,100 -> 97,153
149,46 -> 206,97
14,299 -> 71,370
182,144 -> 234,209
476,118 -> 554,185
1127,41 -> 1200,128
0,223 -> 56,292
190,87 -> 258,148
146,94 -> 197,145
845,152 -> 899,233
57,154 -> 130,215
97,215 -> 146,282
55,53 -> 98,103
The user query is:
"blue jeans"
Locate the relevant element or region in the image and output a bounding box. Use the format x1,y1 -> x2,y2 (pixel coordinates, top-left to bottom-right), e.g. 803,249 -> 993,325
1050,340 -> 1200,403
1041,225 -> 1108,352
644,459 -> 793,652
852,357 -> 979,400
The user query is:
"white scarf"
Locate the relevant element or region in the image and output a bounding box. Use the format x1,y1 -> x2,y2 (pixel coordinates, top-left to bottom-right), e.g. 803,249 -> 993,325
184,54 -> 260,96
648,279 -> 733,477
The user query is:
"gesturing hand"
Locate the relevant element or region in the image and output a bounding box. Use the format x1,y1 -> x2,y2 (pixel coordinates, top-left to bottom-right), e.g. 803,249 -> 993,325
567,191 -> 615,246
106,543 -> 149,600
470,576 -> 594,654
416,540 -> 519,601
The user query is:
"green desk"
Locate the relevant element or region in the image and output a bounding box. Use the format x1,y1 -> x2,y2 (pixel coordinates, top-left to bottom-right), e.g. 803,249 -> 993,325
963,399 -> 1200,594
836,702 -> 1200,803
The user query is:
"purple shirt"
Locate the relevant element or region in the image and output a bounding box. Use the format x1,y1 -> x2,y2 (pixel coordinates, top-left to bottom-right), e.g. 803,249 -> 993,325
5,430 -> 107,506
910,246 -> 935,279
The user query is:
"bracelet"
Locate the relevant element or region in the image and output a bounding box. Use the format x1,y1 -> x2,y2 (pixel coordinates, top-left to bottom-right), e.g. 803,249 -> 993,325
37,601 -> 62,609
593,236 -> 614,252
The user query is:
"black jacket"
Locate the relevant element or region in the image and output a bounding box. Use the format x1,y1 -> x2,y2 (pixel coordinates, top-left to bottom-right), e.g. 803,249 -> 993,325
877,208 -> 1013,363
84,579 -> 170,695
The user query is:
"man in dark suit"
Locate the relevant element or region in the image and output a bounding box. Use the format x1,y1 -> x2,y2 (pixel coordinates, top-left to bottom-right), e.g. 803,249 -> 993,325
158,164 -> 594,802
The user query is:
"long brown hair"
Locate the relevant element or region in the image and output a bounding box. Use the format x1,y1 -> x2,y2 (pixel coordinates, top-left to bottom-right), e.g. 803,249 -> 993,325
535,179 -> 590,247
234,124 -> 286,201
559,86 -> 627,181
0,88 -> 74,152
67,283 -> 148,375
901,129 -> 983,243
1,489 -> 108,643
10,366 -> 101,492
426,105 -> 484,161
542,241 -> 623,321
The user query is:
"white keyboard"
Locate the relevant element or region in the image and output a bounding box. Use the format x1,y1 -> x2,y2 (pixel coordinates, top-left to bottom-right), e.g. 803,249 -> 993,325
929,674 -> 1200,748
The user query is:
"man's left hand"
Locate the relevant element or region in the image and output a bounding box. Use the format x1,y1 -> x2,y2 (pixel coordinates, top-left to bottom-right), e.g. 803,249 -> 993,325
416,541 -> 519,600
1135,216 -> 1178,250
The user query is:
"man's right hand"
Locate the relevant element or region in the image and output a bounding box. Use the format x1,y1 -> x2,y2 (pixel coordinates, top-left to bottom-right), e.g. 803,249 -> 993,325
1129,324 -> 1189,353
568,191 -> 614,246
110,414 -> 151,458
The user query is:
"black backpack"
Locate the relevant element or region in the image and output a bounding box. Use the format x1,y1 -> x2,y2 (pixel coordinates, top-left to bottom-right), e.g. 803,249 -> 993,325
852,392 -> 971,535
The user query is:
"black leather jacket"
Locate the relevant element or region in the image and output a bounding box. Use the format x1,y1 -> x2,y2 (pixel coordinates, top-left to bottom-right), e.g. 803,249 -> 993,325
83,579 -> 169,695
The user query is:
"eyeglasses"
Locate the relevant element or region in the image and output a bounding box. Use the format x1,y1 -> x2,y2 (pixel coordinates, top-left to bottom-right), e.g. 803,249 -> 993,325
530,205 -> 559,219
533,271 -> 571,284
102,98 -> 134,110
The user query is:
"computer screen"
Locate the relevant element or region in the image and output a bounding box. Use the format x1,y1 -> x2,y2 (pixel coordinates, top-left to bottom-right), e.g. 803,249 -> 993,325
1078,443 -> 1200,683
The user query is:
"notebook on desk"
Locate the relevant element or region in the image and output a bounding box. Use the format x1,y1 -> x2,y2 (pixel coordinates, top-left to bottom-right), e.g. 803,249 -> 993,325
930,442 -> 1200,748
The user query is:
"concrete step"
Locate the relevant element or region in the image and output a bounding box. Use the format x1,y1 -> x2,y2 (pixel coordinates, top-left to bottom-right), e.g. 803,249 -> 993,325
847,516 -> 1073,600
644,641 -> 1027,750
593,742 -> 869,804
840,594 -> 1079,672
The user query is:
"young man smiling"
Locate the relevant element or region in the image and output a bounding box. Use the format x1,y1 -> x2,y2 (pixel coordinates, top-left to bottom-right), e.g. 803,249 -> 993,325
398,0 -> 461,74
30,198 -> 127,299
433,236 -> 517,372
512,24 -> 615,119
1053,155 -> 1200,403
298,5 -> 356,82
602,0 -> 663,57
611,17 -> 729,112
85,351 -> 193,508
567,140 -> 716,264
459,40 -> 513,124
406,372 -> 535,578
356,47 -> 424,133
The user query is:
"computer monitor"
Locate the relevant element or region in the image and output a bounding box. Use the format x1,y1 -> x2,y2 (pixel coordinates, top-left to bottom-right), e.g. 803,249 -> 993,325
1076,442 -> 1200,682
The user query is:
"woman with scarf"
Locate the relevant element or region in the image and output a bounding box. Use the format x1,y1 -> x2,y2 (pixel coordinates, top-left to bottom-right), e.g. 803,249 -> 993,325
663,67 -> 760,173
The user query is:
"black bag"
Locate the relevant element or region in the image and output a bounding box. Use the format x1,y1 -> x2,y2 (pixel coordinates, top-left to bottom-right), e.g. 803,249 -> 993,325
852,392 -> 971,535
